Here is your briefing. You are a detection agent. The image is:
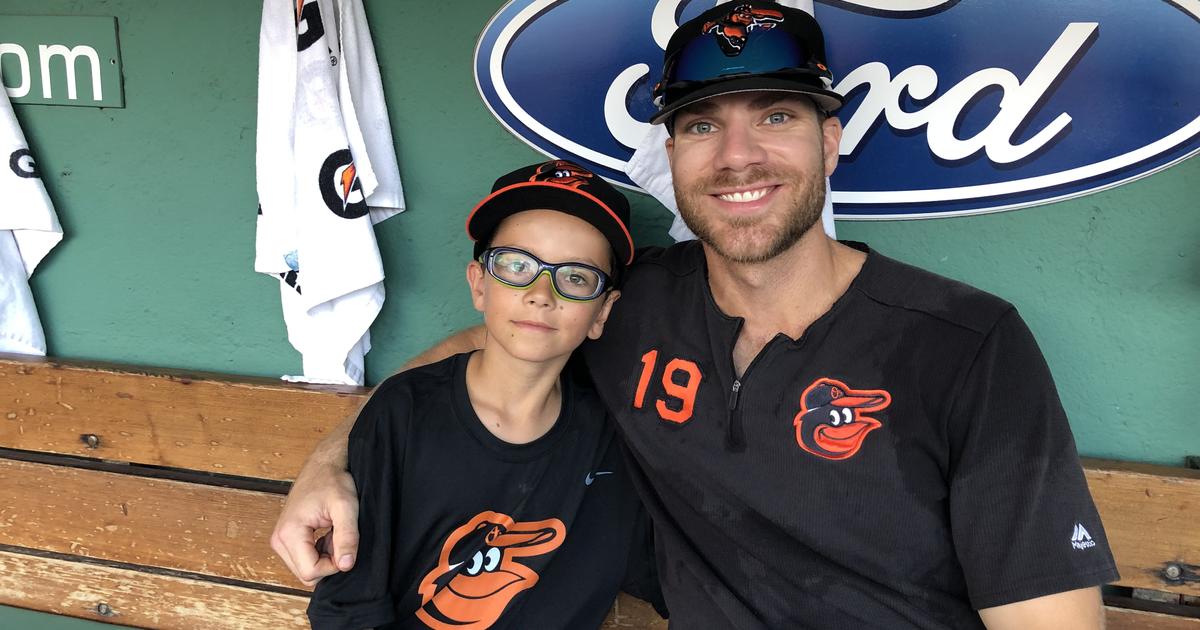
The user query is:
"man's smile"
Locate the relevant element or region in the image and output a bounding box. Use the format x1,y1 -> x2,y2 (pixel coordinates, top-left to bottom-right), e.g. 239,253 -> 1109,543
708,184 -> 782,216
714,186 -> 776,203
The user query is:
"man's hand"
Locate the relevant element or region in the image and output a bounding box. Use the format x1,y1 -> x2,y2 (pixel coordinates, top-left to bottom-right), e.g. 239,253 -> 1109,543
270,418 -> 359,586
270,325 -> 487,586
979,586 -> 1105,630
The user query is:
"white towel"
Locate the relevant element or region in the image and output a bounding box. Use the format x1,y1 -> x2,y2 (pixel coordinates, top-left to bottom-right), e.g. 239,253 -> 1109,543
255,0 -> 404,385
0,86 -> 63,356
623,0 -> 836,242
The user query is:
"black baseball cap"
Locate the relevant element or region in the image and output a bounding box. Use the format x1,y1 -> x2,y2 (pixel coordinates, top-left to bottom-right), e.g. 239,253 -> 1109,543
651,2 -> 843,125
466,160 -> 634,267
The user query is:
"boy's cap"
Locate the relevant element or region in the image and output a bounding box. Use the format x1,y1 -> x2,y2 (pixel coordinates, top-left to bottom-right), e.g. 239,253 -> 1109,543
651,2 -> 843,125
466,160 -> 634,266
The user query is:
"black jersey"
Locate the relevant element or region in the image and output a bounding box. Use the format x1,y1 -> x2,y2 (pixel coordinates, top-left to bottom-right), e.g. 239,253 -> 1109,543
582,241 -> 1118,629
307,353 -> 661,630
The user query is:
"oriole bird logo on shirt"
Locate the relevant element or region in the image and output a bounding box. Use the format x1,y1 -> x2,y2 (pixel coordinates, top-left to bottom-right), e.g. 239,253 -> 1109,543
416,511 -> 566,629
794,378 -> 891,460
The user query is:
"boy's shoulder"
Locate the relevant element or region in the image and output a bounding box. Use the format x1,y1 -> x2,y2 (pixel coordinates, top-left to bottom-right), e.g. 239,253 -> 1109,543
371,353 -> 463,400
350,354 -> 465,442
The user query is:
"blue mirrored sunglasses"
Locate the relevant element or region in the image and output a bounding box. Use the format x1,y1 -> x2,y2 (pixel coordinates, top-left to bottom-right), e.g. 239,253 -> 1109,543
478,246 -> 611,302
655,26 -> 829,106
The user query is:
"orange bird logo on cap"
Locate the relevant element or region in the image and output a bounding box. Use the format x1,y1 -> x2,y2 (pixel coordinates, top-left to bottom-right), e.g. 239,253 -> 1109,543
530,160 -> 594,189
703,4 -> 785,56
415,511 -> 566,629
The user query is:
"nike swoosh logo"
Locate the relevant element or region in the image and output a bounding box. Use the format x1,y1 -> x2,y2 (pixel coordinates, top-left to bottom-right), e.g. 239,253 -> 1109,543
584,471 -> 613,485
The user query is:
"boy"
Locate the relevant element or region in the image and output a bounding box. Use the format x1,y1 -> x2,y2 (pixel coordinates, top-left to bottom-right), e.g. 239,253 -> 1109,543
306,160 -> 661,629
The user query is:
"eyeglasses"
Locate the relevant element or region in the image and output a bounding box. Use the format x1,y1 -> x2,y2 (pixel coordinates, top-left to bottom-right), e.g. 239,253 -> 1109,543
478,247 -> 611,302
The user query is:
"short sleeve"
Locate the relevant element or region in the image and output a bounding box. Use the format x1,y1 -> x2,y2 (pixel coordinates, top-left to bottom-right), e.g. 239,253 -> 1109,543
307,380 -> 409,630
947,309 -> 1118,609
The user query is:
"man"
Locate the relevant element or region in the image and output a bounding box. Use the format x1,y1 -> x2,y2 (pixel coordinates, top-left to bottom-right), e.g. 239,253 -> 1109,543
273,4 -> 1118,628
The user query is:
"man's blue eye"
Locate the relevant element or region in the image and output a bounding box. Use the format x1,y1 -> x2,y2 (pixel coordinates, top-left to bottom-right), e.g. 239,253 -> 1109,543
767,112 -> 788,124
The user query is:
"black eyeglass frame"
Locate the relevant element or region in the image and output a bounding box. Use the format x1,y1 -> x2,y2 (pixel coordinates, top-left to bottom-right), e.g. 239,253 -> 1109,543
477,246 -> 612,302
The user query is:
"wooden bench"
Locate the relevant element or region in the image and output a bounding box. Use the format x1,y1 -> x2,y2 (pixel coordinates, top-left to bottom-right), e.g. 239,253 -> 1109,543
0,354 -> 1197,629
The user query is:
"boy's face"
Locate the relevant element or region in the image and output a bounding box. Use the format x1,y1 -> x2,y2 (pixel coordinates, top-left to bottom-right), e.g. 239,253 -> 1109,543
467,209 -> 621,365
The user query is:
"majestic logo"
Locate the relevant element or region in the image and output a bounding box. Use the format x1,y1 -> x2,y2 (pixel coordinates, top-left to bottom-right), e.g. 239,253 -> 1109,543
416,511 -> 565,629
793,377 -> 890,460
1071,523 -> 1096,550
318,148 -> 368,219
9,148 -> 39,179
703,4 -> 784,55
529,159 -> 594,188
475,0 -> 1200,218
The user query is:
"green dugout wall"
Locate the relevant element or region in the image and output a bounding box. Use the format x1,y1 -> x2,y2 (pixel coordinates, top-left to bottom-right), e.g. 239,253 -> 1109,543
1,1 -> 1196,627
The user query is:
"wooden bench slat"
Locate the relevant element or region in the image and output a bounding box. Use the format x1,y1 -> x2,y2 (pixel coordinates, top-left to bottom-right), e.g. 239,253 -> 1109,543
4,356 -> 1200,627
0,355 -> 366,481
1105,606 -> 1200,630
0,549 -> 309,629
1084,458 -> 1200,597
0,458 -> 304,591
603,594 -> 668,628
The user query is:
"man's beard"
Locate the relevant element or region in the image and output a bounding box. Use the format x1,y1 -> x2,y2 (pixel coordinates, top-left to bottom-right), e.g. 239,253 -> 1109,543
676,165 -> 825,265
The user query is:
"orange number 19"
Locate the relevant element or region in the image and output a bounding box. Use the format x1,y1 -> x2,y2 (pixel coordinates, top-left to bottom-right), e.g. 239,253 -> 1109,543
633,350 -> 702,424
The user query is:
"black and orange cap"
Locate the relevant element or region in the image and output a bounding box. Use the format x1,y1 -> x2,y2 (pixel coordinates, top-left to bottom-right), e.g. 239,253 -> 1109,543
466,160 -> 634,267
651,2 -> 843,125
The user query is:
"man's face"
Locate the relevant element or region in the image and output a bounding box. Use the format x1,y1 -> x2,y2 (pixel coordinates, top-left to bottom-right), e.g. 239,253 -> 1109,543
665,92 -> 842,264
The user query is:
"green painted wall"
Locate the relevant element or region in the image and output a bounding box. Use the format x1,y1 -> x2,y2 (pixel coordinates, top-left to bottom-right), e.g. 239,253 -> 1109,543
0,1 -> 1195,627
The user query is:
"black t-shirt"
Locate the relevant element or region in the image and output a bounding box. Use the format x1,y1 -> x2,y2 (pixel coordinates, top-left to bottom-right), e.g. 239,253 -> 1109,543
307,353 -> 661,630
582,241 -> 1119,629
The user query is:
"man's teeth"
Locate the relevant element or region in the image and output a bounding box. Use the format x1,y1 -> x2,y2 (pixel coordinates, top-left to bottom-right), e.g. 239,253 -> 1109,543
717,187 -> 770,203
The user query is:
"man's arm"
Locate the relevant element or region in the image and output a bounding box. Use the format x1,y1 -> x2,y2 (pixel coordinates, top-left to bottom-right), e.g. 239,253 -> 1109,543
270,414 -> 358,586
270,325 -> 487,584
398,325 -> 487,372
979,586 -> 1105,630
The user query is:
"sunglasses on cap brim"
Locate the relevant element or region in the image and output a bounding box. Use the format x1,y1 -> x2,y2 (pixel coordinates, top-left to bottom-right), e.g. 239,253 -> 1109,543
653,25 -> 833,108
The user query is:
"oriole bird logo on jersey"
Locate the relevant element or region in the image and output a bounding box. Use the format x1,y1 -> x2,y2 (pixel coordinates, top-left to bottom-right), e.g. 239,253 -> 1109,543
530,160 -> 594,189
703,4 -> 785,55
416,511 -> 566,629
793,378 -> 891,460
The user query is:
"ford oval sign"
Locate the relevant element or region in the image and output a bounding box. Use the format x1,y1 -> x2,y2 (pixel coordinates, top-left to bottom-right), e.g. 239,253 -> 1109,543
475,0 -> 1200,219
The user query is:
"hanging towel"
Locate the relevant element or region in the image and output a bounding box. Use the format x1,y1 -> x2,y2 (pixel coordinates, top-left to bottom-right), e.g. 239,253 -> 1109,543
0,86 -> 63,356
623,0 -> 836,242
255,0 -> 404,385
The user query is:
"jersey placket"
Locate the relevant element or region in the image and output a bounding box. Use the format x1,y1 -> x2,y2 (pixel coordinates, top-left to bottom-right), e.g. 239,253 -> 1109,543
700,274 -> 806,453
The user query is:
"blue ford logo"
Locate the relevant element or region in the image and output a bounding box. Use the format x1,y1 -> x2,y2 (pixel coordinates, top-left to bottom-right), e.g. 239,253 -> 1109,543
475,1 -> 1200,218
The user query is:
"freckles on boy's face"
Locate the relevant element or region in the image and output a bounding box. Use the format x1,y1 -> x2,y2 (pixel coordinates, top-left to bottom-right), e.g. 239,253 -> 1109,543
473,209 -> 618,363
